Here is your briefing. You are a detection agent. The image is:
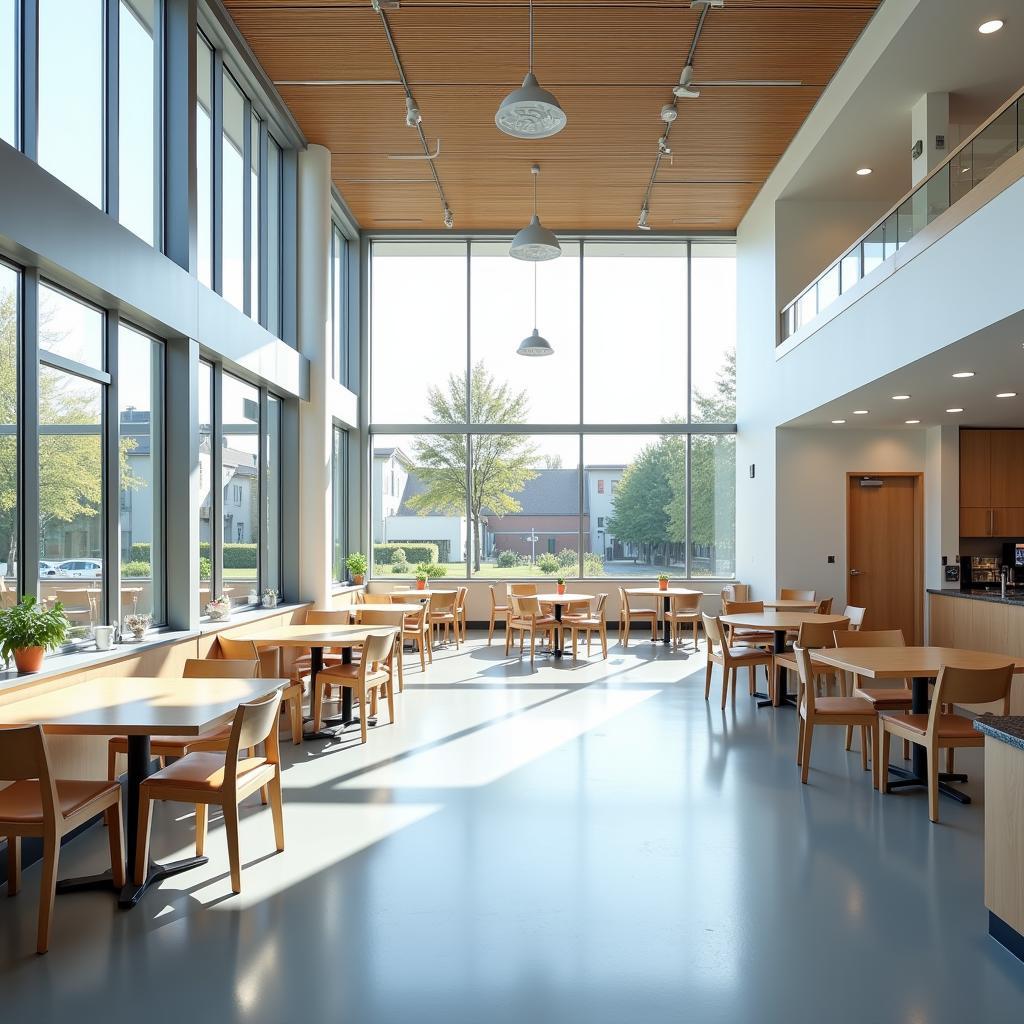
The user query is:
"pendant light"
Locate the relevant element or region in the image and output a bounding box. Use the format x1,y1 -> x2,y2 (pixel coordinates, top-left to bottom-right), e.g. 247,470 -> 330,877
510,164 -> 560,262
495,0 -> 567,139
517,264 -> 554,357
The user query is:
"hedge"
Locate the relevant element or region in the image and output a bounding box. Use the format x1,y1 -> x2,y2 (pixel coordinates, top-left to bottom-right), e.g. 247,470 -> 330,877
129,542 -> 255,568
374,542 -> 440,566
121,560 -> 151,578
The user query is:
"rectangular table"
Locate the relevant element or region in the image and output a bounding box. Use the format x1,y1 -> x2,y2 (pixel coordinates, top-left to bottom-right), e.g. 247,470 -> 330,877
0,675 -> 284,907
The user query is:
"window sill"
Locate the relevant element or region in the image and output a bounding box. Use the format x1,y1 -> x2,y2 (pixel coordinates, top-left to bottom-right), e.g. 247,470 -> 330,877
197,601 -> 310,636
331,583 -> 365,596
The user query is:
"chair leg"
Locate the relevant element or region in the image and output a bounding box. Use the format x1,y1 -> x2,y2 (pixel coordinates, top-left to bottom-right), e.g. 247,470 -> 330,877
530,629 -> 536,667
223,802 -> 242,894
7,835 -> 21,895
386,678 -> 396,724
796,714 -> 805,765
36,837 -> 60,955
487,613 -> 494,645
105,802 -> 126,888
720,666 -> 731,710
359,688 -> 369,744
195,803 -> 208,857
107,744 -> 119,782
870,722 -> 880,790
879,726 -> 892,794
800,720 -> 814,784
844,724 -> 853,752
312,678 -> 325,733
903,738 -> 910,761
859,726 -> 868,772
945,747 -> 955,774
705,660 -> 713,701
600,624 -> 608,659
134,792 -> 154,886
418,637 -> 427,671
289,691 -> 302,745
928,745 -> 940,824
269,770 -> 285,852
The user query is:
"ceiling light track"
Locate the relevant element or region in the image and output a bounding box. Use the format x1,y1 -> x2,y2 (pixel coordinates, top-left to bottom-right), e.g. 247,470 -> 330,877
370,0 -> 454,229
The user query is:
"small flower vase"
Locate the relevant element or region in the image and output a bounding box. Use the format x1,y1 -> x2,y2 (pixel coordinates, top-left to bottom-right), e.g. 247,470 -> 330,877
263,594 -> 277,609
131,626 -> 147,641
659,579 -> 668,591
557,584 -> 566,595
416,578 -> 427,591
208,605 -> 231,622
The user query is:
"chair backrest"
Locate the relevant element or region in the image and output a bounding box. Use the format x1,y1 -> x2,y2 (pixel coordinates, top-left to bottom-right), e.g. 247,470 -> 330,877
489,584 -> 506,609
216,636 -> 261,665
359,629 -> 398,676
183,658 -> 260,678
359,609 -> 406,627
0,725 -> 59,822
780,589 -> 815,602
815,597 -> 834,615
842,605 -> 867,630
511,593 -> 543,619
509,583 -> 537,597
671,593 -> 701,612
722,599 -> 764,615
430,591 -> 457,613
720,584 -> 750,603
403,603 -> 428,631
701,612 -> 724,651
591,593 -> 608,619
623,590 -> 654,612
795,616 -> 848,649
55,588 -> 92,610
227,691 -> 283,774
305,609 -> 352,625
793,645 -> 819,713
389,591 -> 428,605
931,663 -> 1014,724
455,586 -> 468,612
832,628 -> 904,648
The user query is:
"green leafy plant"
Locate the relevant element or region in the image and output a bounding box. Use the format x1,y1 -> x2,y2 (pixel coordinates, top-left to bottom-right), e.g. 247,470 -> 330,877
416,561 -> 447,580
416,569 -> 429,583
121,560 -> 151,578
199,556 -> 212,580
583,553 -> 606,577
0,596 -> 69,664
346,552 -> 368,578
556,577 -> 565,586
536,552 -> 560,574
496,550 -> 526,569
392,561 -> 411,574
556,548 -> 578,569
659,573 -> 670,582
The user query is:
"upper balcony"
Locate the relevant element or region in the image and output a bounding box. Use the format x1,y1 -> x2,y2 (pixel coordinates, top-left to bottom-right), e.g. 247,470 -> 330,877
779,84 -> 1024,347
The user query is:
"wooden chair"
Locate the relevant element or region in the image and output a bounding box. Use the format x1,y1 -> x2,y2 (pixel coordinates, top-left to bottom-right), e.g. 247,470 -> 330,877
780,588 -> 816,602
135,690 -> 285,894
218,636 -> 302,746
455,586 -> 469,643
833,629 -> 912,757
506,594 -> 556,666
487,585 -> 509,646
815,597 -> 834,615
721,599 -> 773,650
843,605 -> 866,630
666,593 -> 702,650
429,591 -> 459,648
618,588 -> 657,647
402,602 -> 432,671
1,725 -> 125,954
794,645 -> 879,787
772,616 -> 849,704
880,662 -> 1014,822
702,613 -> 773,710
358,609 -> 405,692
720,584 -> 750,603
313,630 -> 398,743
292,610 -> 354,699
54,588 -> 95,626
389,591 -> 429,605
108,659 -> 263,780
567,593 -> 608,660
509,583 -> 538,597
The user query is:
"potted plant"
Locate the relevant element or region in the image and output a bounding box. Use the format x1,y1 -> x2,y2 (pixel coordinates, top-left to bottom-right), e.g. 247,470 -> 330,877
0,595 -> 69,673
658,574 -> 670,592
346,552 -> 368,587
262,587 -> 279,609
206,594 -> 232,622
123,613 -> 152,641
556,577 -> 566,596
415,569 -> 429,591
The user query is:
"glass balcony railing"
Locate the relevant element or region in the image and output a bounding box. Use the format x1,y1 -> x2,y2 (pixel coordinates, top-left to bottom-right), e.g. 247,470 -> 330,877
780,85 -> 1024,344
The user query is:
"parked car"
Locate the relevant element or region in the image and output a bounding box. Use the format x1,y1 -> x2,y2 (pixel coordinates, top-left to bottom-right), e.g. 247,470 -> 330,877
39,560 -> 60,577
56,559 -> 103,579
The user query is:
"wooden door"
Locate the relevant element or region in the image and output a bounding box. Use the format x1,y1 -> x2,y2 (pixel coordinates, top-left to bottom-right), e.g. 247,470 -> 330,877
847,474 -> 922,643
959,429 -> 991,507
990,430 -> 1024,508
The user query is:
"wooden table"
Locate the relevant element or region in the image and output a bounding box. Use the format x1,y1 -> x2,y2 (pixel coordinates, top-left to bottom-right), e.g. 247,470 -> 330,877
539,593 -> 593,658
814,646 -> 1024,803
0,675 -> 284,908
241,624 -> 392,739
719,612 -> 848,708
763,599 -> 818,611
625,587 -> 702,645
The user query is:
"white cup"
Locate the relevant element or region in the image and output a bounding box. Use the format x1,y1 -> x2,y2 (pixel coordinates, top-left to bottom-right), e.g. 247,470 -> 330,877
95,626 -> 115,651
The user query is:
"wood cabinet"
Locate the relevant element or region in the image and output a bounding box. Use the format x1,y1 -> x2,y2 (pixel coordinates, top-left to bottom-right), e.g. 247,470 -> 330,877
960,429 -> 1024,536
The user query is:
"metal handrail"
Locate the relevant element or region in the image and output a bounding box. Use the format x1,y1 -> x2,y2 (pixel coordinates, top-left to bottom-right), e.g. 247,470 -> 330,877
780,81 -> 1024,342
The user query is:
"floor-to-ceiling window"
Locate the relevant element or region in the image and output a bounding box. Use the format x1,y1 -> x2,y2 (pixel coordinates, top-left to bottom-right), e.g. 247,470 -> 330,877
0,0 -> 16,148
332,425 -> 347,582
221,74 -> 246,313
369,240 -> 736,580
196,32 -> 214,288
198,359 -> 213,598
330,222 -> 348,385
264,393 -> 281,597
0,262 -> 18,595
266,136 -> 283,337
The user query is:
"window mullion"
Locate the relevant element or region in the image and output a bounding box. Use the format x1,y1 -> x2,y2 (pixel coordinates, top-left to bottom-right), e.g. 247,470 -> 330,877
21,0 -> 38,160
103,309 -> 120,629
211,363 -> 223,599
242,94 -> 252,317
211,49 -> 223,295
20,269 -> 40,601
105,0 -> 119,221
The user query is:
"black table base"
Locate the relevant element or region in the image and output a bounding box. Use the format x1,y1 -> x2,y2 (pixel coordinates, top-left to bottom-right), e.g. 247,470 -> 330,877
553,604 -> 565,658
305,644 -> 378,739
756,630 -> 795,709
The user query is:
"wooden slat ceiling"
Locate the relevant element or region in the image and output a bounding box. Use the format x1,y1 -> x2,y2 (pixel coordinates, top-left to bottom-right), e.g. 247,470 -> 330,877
224,1 -> 882,231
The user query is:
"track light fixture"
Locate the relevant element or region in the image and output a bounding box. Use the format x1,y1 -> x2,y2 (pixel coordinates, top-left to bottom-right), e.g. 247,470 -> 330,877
443,206 -> 454,230
637,206 -> 651,231
517,264 -> 554,357
510,164 -> 561,262
673,65 -> 700,99
495,0 -> 567,139
405,96 -> 421,127
660,104 -> 678,124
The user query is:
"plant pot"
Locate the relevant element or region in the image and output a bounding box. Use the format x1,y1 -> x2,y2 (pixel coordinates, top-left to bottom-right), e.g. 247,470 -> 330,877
352,574 -> 365,587
207,607 -> 231,622
13,646 -> 45,673
263,595 -> 278,609
658,580 -> 669,591
557,585 -> 566,595
416,579 -> 427,591
130,627 -> 147,641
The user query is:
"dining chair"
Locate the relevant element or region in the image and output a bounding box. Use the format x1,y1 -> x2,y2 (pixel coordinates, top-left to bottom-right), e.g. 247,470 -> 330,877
567,594 -> 608,660
402,602 -> 432,670
815,597 -> 834,615
842,605 -> 867,630
618,588 -> 657,647
509,583 -> 538,597
429,591 -> 459,648
1,725 -> 125,954
313,630 -> 398,742
702,613 -> 773,710
54,588 -> 94,626
505,594 -> 556,666
292,609 -> 355,698
780,588 -> 816,602
135,690 -> 285,894
772,616 -> 849,704
487,584 -> 509,646
665,593 -> 702,650
455,586 -> 469,644
218,636 -> 303,746
389,591 -> 430,605
720,584 -> 750,603
794,645 -> 880,788
721,599 -> 773,651
358,609 -> 405,691
880,662 -> 1014,822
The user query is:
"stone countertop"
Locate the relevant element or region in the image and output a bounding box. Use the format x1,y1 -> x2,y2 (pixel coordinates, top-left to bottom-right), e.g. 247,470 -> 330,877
973,715 -> 1024,752
927,588 -> 1024,606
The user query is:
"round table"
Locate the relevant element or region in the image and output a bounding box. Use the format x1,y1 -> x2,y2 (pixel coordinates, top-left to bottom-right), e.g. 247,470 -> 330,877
625,587 -> 702,645
763,599 -> 818,611
719,612 -> 847,708
538,593 -> 593,658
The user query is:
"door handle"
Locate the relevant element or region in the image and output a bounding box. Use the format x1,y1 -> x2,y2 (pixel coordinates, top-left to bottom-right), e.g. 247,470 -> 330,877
990,509 -> 995,536
849,569 -> 863,576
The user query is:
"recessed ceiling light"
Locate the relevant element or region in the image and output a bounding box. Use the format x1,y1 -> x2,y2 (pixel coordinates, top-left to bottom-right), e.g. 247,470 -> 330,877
856,167 -> 873,176
997,392 -> 1017,398
853,409 -> 869,415
952,371 -> 975,378
892,394 -> 911,400
946,408 -> 964,413
831,419 -> 846,424
979,19 -> 1005,34
905,419 -> 921,425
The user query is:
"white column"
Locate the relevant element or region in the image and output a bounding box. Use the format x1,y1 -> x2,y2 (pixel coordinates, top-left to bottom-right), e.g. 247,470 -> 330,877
911,92 -> 949,187
297,144 -> 333,606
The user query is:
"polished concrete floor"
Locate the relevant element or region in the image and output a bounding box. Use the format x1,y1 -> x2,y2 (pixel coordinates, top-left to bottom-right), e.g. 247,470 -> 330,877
3,633 -> 1024,1022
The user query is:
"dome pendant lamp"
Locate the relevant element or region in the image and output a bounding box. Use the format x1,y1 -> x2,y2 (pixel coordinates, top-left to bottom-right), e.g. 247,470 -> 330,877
510,164 -> 561,262
495,0 -> 567,139
517,263 -> 554,357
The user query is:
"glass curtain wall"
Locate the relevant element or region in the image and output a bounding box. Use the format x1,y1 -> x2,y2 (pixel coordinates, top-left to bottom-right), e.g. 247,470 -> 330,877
330,223 -> 347,384
332,425 -> 347,582
0,262 -> 18,597
221,74 -> 246,313
221,373 -> 259,609
1,0 -> 17,147
196,32 -> 214,288
369,240 -> 736,580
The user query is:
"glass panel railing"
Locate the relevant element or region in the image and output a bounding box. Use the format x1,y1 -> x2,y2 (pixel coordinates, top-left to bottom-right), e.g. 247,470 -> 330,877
781,87 -> 1024,343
